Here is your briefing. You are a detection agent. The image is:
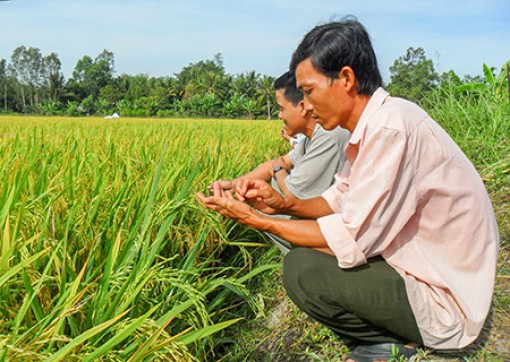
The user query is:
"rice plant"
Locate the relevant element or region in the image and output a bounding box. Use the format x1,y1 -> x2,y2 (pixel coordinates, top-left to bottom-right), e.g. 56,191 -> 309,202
0,117 -> 284,361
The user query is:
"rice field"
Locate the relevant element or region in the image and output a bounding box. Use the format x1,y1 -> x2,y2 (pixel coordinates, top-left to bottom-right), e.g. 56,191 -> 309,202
0,116 -> 285,361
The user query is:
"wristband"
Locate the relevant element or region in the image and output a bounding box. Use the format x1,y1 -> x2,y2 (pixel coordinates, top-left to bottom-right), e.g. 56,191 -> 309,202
273,166 -> 288,175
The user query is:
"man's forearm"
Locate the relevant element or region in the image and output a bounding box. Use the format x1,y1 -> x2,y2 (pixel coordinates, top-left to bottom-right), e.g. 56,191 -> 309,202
238,156 -> 292,183
271,155 -> 292,169
237,160 -> 273,182
236,179 -> 335,219
249,211 -> 331,251
281,196 -> 334,219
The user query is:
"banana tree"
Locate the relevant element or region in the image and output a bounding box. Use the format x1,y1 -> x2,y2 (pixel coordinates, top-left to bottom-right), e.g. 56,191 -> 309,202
456,60 -> 510,104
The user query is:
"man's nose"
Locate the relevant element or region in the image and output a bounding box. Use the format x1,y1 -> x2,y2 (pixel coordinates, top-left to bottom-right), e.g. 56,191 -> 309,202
304,101 -> 314,111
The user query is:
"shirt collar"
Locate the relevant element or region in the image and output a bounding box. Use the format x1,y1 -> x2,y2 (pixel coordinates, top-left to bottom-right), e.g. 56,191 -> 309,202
348,87 -> 389,145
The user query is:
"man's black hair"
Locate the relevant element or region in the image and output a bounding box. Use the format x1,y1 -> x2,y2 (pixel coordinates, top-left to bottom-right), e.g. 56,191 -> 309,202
274,70 -> 303,106
289,17 -> 383,95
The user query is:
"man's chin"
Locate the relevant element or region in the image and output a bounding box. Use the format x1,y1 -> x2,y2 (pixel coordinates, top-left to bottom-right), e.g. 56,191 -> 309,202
313,117 -> 327,128
313,115 -> 336,130
316,120 -> 337,131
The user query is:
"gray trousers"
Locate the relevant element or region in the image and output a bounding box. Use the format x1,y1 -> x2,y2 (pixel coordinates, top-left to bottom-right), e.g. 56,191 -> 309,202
282,247 -> 423,347
264,232 -> 294,255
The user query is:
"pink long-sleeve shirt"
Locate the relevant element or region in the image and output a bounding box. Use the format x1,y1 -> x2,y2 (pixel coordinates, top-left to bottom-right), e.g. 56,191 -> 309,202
317,88 -> 499,349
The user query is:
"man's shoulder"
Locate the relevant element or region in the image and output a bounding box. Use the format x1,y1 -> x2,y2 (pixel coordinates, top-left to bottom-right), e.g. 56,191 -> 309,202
374,95 -> 429,130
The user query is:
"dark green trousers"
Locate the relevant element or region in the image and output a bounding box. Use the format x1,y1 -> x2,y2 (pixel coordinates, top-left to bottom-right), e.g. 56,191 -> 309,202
283,248 -> 424,347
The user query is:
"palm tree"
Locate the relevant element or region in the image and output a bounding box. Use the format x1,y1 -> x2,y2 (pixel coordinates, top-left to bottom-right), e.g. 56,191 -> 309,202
255,75 -> 275,119
197,70 -> 229,100
231,71 -> 259,99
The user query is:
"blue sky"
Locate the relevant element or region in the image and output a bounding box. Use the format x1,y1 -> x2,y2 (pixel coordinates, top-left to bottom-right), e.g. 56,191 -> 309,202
1,0 -> 509,82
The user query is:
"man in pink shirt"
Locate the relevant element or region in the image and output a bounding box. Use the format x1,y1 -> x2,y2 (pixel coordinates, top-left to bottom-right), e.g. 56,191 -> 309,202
198,18 -> 499,361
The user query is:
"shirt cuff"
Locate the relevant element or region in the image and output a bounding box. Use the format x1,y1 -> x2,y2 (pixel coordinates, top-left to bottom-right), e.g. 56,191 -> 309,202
317,213 -> 367,268
321,186 -> 342,213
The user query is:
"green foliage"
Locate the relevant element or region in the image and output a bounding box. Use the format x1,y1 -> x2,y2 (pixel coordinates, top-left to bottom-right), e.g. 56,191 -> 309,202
100,84 -> 122,108
65,101 -> 80,116
386,47 -> 438,104
222,94 -> 252,119
39,99 -> 62,116
4,44 -> 505,122
68,49 -> 115,106
455,61 -> 510,106
425,62 -> 509,164
1,47 -> 282,119
174,93 -> 222,118
175,53 -> 227,100
80,94 -> 95,115
6,46 -> 64,113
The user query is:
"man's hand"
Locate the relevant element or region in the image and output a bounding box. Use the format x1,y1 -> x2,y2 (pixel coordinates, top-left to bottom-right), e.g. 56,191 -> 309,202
235,179 -> 290,215
198,182 -> 333,254
196,189 -> 265,229
207,180 -> 237,194
280,126 -> 292,142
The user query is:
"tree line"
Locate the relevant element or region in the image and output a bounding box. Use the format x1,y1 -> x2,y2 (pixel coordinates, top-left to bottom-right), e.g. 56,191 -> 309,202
0,45 -> 505,119
0,48 -> 276,119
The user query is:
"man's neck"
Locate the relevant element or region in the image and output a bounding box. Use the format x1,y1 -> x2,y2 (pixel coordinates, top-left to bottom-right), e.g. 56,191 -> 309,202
303,120 -> 316,138
345,94 -> 372,133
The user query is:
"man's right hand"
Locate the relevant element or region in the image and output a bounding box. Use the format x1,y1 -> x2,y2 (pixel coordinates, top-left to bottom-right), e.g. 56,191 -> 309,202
235,179 -> 290,215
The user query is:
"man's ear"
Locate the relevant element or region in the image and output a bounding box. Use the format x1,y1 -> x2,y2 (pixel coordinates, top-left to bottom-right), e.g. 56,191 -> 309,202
339,66 -> 356,92
298,100 -> 307,116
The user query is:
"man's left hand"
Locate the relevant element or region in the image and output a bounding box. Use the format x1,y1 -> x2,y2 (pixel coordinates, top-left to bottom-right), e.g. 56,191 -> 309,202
196,190 -> 261,228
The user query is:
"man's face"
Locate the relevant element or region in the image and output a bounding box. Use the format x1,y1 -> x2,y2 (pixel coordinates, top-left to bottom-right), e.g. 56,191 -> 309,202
295,58 -> 347,131
276,89 -> 307,137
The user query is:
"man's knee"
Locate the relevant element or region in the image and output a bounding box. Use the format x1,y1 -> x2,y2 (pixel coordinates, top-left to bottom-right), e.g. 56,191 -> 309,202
283,248 -> 311,305
283,248 -> 327,299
